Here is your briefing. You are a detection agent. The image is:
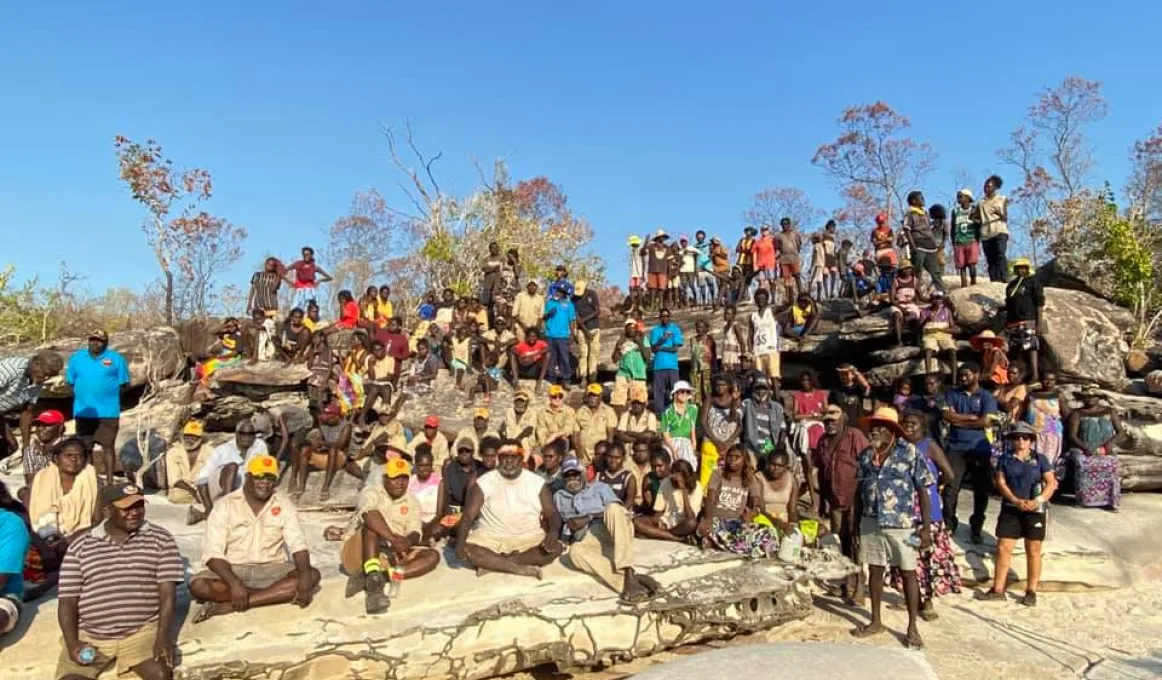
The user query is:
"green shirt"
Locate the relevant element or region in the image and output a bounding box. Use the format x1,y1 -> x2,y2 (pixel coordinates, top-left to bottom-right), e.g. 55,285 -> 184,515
661,403 -> 699,439
617,340 -> 647,381
952,206 -> 979,245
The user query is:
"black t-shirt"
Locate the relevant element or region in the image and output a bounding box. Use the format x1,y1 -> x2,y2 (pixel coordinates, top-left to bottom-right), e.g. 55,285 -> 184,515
443,462 -> 484,510
1005,276 -> 1044,323
829,385 -> 865,423
572,290 -> 600,331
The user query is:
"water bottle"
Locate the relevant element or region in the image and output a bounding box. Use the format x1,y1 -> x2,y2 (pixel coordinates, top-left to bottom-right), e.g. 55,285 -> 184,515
777,529 -> 803,564
388,567 -> 404,598
77,645 -> 97,665
1031,481 -> 1044,512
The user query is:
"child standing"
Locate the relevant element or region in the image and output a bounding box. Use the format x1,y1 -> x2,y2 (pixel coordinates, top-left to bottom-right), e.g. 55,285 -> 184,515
951,190 -> 981,287
690,320 -> 716,404
809,233 -> 826,301
822,220 -> 839,298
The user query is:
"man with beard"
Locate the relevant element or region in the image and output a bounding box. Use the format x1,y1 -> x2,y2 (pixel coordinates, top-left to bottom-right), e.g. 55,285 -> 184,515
190,455 -> 319,623
852,408 -> 933,650
164,421 -> 213,509
456,440 -> 563,578
341,458 -> 441,614
54,483 -> 183,680
810,405 -> 869,603
554,458 -> 660,602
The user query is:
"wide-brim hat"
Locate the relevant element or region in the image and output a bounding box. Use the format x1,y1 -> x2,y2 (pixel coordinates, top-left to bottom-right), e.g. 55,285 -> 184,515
1011,257 -> 1032,270
654,229 -> 669,240
970,330 -> 1005,350
1004,421 -> 1039,439
858,406 -> 907,437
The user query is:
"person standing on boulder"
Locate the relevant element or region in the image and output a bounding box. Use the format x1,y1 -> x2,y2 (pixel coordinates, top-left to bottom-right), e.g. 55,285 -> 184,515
66,329 -> 130,486
648,308 -> 684,414
1003,257 -> 1045,383
978,175 -> 1010,282
901,191 -> 947,293
285,246 -> 333,310
542,285 -> 576,386
951,189 -> 981,287
247,257 -> 285,319
852,407 -> 933,650
748,289 -> 780,381
572,281 -> 602,385
941,362 -> 998,544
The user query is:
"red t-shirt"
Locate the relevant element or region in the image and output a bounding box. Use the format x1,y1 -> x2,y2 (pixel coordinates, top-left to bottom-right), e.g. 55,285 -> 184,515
374,330 -> 412,367
336,300 -> 360,329
290,260 -> 318,288
514,339 -> 548,364
752,235 -> 777,270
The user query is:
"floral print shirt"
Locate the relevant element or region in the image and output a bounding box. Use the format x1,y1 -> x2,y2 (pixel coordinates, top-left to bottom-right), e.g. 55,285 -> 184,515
857,439 -> 934,529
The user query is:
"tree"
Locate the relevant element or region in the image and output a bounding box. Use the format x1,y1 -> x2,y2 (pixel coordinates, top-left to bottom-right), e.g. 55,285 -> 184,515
812,102 -> 937,226
998,77 -> 1108,264
114,136 -> 245,324
743,186 -> 825,230
1128,123 -> 1162,223
326,188 -> 410,301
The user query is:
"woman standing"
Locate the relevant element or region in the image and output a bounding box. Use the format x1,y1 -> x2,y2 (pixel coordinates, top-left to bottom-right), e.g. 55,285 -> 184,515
977,175 -> 1010,282
1063,385 -> 1123,510
661,381 -> 699,467
1024,371 -> 1067,468
892,413 -> 961,620
699,374 -> 743,489
789,370 -> 829,477
980,422 -> 1056,606
699,445 -> 777,558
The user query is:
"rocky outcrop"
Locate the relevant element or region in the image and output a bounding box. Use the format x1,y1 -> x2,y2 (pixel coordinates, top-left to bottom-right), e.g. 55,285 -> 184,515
1037,254 -> 1118,303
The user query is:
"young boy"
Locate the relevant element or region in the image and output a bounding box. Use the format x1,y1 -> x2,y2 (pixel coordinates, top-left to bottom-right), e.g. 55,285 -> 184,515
951,189 -> 981,288
920,290 -> 958,376
690,320 -> 716,405
809,233 -> 826,301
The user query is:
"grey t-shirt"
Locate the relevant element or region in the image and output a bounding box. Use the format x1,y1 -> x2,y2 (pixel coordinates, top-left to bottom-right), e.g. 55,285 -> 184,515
904,212 -> 939,252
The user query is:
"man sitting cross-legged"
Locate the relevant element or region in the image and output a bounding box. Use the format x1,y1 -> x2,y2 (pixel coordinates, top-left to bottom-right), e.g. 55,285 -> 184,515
340,458 -> 441,614
189,454 -> 320,623
456,439 -> 563,579
554,458 -> 661,603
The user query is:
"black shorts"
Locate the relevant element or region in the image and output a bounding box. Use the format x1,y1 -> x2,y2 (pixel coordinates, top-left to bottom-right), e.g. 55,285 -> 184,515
996,506 -> 1046,541
74,417 -> 120,450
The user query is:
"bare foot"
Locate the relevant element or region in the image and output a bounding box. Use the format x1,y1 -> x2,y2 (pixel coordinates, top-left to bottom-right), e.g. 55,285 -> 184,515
851,622 -> 886,638
192,601 -> 228,624
905,629 -> 924,650
516,565 -> 543,580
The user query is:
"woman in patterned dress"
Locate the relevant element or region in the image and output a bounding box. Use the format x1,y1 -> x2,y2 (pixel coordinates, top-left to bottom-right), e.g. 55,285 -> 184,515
1024,371 -> 1067,467
1063,385 -> 1123,510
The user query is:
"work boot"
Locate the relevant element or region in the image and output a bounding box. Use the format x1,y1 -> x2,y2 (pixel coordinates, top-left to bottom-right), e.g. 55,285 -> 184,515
344,571 -> 365,599
364,572 -> 391,614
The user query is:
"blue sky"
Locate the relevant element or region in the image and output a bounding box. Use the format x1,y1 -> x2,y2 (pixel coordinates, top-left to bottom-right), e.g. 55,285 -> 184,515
2,1 -> 1160,295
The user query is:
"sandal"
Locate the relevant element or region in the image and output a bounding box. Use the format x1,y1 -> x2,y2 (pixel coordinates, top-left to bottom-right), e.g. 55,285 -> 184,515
192,602 -> 218,625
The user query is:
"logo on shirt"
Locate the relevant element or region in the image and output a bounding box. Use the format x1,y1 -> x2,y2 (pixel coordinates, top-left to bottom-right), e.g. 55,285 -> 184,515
102,358 -> 113,367
271,506 -> 282,517
400,506 -> 409,515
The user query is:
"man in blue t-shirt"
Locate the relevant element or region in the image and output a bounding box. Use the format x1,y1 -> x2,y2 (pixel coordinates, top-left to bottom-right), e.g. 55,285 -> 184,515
66,329 -> 130,485
0,506 -> 30,637
542,287 -> 577,385
940,361 -> 998,543
648,308 -> 684,414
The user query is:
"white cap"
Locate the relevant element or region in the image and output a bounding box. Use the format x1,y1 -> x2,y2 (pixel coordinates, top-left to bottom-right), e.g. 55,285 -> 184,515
671,380 -> 694,397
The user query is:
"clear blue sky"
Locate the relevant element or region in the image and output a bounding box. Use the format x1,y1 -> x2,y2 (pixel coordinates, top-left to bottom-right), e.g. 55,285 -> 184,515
3,1 -> 1160,294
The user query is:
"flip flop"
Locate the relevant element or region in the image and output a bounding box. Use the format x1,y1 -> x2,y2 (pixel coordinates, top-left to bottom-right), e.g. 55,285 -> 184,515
850,623 -> 886,639
192,602 -> 218,625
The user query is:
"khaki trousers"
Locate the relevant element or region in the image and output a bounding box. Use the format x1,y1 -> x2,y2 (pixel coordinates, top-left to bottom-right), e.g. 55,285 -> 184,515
567,503 -> 634,593
575,328 -> 602,378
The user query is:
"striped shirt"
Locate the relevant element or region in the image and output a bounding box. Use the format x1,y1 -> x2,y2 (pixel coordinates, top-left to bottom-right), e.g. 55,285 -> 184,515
23,435 -> 60,477
58,521 -> 184,639
0,357 -> 38,414
249,271 -> 283,312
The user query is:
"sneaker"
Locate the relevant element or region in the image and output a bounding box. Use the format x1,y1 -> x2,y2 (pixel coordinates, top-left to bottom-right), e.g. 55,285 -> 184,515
1019,592 -> 1038,607
971,529 -> 983,544
976,590 -> 1006,602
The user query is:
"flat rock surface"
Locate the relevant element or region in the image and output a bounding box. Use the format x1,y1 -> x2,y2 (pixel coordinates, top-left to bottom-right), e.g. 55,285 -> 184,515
632,643 -> 938,680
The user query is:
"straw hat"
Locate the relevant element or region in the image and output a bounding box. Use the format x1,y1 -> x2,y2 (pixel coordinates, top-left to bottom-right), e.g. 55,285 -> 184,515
970,330 -> 1006,350
858,406 -> 907,437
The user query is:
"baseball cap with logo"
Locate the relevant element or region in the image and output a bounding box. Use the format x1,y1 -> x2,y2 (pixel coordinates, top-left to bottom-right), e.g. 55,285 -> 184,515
560,457 -> 584,476
101,483 -> 144,509
548,384 -> 566,398
586,383 -> 604,396
182,421 -> 205,437
246,454 -> 279,477
384,457 -> 412,478
34,410 -> 65,427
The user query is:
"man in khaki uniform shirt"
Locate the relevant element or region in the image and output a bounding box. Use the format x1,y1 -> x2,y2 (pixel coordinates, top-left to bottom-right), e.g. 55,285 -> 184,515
502,389 -> 538,457
574,384 -> 617,464
341,458 -> 441,613
189,455 -> 320,622
511,281 -> 546,343
536,384 -> 578,454
408,415 -> 450,469
454,408 -> 501,457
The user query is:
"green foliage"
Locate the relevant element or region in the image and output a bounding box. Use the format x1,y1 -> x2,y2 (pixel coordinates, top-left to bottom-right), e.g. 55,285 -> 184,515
0,266 -> 51,346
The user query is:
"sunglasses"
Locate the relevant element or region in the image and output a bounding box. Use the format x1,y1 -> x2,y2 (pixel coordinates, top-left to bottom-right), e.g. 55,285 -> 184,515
251,473 -> 278,482
549,394 -> 564,400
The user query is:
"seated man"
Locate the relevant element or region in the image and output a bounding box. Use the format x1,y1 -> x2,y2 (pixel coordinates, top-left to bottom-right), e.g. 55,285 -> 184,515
290,403 -> 364,501
408,415 -> 450,469
189,454 -> 320,623
340,458 -> 441,614
358,396 -> 409,460
402,338 -> 440,395
554,458 -> 660,602
22,409 -> 65,488
164,421 -> 213,508
456,439 -> 563,579
54,483 -> 183,680
615,386 -> 660,448
536,384 -> 578,455
780,292 -> 821,339
193,420 -> 269,521
455,408 -> 500,457
509,327 -> 549,389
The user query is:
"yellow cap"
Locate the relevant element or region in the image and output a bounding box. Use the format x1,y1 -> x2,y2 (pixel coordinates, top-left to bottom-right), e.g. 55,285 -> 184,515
586,383 -> 603,396
474,407 -> 490,420
548,384 -> 566,397
1011,257 -> 1032,269
182,421 -> 205,437
384,457 -> 412,478
246,454 -> 279,476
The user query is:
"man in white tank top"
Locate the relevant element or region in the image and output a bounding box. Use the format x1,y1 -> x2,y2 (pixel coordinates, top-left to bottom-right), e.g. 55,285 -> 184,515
456,440 -> 563,578
749,288 -> 781,380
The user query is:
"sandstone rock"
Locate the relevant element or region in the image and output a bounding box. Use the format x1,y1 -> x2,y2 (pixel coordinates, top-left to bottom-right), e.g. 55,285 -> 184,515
1037,254 -> 1118,302
633,643 -> 939,680
868,346 -> 923,364
949,283 -> 1133,389
1126,349 -> 1153,376
1146,370 -> 1162,396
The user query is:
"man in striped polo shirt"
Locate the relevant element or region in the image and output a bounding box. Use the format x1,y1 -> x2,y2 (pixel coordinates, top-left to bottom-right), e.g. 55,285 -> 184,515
55,483 -> 183,680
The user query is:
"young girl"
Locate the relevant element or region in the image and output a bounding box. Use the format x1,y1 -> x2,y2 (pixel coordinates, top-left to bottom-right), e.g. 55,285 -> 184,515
809,233 -> 826,301
448,323 -> 473,390
701,444 -> 777,558
598,442 -> 637,508
892,377 -> 913,412
632,458 -> 701,542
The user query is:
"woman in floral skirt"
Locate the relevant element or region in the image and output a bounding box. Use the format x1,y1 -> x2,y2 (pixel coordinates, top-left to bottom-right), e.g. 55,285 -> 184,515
1025,371 -> 1067,468
1063,385 -> 1123,510
891,412 -> 962,619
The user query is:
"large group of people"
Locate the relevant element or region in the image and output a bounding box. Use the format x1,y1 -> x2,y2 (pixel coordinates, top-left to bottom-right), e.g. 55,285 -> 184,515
0,172 -> 1134,675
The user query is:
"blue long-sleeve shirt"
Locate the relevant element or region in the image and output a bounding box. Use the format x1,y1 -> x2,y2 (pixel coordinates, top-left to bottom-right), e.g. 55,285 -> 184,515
553,481 -> 618,542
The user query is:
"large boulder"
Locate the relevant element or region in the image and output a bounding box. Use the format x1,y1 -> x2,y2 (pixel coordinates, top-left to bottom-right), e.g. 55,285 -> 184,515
9,327 -> 185,399
1037,254 -> 1118,302
949,283 -> 1133,389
